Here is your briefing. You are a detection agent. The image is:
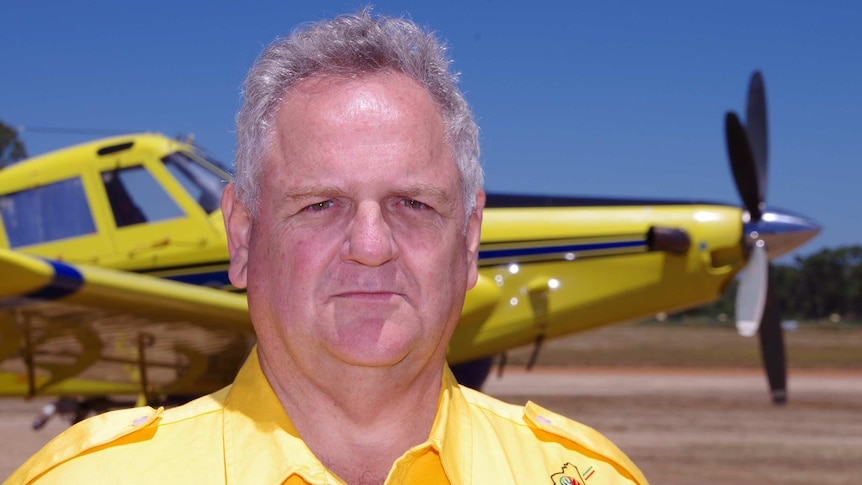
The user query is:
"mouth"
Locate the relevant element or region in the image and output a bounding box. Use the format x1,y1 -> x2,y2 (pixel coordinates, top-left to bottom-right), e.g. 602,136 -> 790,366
333,291 -> 402,301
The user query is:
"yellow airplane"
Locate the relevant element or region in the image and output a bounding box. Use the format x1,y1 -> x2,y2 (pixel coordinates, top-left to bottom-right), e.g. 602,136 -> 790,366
0,72 -> 819,427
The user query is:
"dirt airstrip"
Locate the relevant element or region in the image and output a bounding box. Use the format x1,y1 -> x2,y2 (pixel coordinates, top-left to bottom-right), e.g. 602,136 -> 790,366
2,324 -> 861,483
487,367 -> 862,484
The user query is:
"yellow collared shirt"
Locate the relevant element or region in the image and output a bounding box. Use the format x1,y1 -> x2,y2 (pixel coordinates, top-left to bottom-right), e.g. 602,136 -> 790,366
7,348 -> 647,484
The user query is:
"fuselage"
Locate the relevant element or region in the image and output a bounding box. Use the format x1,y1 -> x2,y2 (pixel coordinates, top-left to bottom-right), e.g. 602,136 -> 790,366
0,133 -> 818,366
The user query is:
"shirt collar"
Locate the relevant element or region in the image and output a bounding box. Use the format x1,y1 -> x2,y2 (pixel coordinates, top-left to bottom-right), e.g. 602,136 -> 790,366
421,364 -> 473,483
223,347 -> 473,484
223,347 -> 339,484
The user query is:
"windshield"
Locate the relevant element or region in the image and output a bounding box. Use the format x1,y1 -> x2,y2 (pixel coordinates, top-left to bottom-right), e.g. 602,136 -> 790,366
162,151 -> 230,213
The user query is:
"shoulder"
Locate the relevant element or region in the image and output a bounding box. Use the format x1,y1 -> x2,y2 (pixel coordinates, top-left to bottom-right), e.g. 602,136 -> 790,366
7,389 -> 228,484
458,385 -> 648,484
459,385 -> 615,445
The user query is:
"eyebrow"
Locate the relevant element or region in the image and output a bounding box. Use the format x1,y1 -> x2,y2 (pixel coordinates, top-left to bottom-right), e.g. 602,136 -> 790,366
392,183 -> 456,206
277,182 -> 458,210
278,185 -> 349,205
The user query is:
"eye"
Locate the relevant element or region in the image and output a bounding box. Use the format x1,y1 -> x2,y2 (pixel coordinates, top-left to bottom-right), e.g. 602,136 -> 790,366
403,199 -> 427,210
306,200 -> 334,211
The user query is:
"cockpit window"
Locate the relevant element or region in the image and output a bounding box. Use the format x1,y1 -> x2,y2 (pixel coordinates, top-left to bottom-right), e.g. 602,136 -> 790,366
0,177 -> 96,248
102,166 -> 184,227
162,151 -> 229,213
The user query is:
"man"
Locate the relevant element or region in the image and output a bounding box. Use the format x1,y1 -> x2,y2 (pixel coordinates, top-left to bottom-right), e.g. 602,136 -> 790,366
8,9 -> 646,484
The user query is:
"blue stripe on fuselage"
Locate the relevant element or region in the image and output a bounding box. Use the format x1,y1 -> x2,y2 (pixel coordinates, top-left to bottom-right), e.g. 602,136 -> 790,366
478,239 -> 645,260
164,271 -> 233,288
24,260 -> 85,300
162,240 -> 646,286
8,238 -> 643,301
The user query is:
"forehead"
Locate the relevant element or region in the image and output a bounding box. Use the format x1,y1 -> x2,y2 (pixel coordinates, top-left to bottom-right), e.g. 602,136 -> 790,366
269,71 -> 453,165
279,71 -> 443,130
263,71 -> 461,195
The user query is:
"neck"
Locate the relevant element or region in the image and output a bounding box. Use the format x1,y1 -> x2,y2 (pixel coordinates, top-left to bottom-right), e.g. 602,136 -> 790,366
259,351 -> 444,484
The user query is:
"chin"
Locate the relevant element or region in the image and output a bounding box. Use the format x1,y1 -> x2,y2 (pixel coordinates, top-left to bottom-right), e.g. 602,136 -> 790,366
327,331 -> 427,369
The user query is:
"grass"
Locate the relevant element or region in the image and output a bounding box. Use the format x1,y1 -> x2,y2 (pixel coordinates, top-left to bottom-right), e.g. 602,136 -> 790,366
502,319 -> 862,370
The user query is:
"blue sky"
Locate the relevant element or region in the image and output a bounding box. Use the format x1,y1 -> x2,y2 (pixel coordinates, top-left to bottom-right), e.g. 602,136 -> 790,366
2,1 -> 859,258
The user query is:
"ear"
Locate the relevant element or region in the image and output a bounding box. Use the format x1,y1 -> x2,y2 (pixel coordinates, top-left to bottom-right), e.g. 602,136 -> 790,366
221,183 -> 251,289
465,189 -> 485,290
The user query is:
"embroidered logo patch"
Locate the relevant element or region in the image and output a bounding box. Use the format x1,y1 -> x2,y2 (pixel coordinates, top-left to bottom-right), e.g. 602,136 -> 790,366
550,462 -> 595,484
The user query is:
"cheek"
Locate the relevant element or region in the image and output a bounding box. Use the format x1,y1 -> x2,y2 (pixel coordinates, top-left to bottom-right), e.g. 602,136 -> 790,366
407,232 -> 471,292
254,230 -> 337,295
246,225 -> 293,293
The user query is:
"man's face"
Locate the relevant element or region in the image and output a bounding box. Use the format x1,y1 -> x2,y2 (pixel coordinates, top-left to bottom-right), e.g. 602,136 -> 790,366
223,72 -> 483,376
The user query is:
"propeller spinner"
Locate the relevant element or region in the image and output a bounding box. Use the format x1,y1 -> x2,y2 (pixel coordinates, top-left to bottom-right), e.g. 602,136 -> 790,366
725,71 -> 820,405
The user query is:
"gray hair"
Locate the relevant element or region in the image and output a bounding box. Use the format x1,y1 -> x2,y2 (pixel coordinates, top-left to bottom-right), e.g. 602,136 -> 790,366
233,8 -> 483,217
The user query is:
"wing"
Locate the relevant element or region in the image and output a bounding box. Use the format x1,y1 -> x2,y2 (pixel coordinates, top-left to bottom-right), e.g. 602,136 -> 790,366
0,248 -> 255,400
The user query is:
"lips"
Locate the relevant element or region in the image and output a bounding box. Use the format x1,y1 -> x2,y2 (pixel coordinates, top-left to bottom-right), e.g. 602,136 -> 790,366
333,290 -> 401,301
328,266 -> 411,302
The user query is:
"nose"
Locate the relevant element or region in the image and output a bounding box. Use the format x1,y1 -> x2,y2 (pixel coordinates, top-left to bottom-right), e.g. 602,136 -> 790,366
342,202 -> 397,266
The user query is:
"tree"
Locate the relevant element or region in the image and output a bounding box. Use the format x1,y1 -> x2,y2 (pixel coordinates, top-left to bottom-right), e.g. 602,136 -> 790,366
1,120 -> 27,168
795,247 -> 856,319
678,244 -> 862,322
832,246 -> 862,319
772,263 -> 803,317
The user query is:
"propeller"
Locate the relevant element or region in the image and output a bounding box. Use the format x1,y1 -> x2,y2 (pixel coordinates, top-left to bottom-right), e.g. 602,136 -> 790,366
725,71 -> 787,405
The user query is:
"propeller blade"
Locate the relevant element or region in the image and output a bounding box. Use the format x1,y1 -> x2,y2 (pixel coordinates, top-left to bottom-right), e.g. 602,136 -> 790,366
745,71 -> 769,202
735,243 -> 768,337
729,72 -> 790,404
725,112 -> 764,221
758,271 -> 787,404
